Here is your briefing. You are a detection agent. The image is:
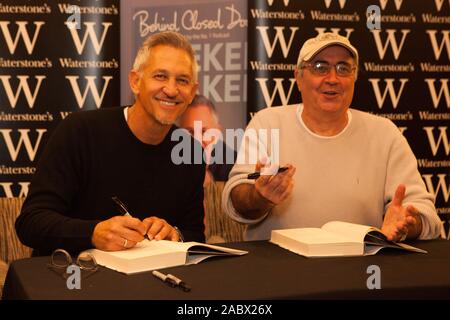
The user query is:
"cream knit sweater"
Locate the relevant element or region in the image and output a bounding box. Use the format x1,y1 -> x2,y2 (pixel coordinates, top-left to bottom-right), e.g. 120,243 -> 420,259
222,105 -> 442,241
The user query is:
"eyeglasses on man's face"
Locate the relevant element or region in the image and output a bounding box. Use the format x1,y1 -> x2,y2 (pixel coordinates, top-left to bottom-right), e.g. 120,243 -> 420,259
48,249 -> 98,279
301,61 -> 356,77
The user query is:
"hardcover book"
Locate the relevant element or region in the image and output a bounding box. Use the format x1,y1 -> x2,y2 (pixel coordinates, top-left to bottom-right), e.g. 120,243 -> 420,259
270,221 -> 427,258
88,240 -> 248,274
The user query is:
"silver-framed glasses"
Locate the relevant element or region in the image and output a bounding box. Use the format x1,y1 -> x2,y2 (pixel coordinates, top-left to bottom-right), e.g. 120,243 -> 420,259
48,248 -> 98,279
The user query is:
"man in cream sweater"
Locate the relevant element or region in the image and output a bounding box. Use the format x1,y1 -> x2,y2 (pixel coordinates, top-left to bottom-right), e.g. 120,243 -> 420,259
222,33 -> 442,242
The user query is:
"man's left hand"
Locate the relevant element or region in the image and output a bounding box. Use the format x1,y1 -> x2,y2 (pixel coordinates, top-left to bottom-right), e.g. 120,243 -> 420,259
142,216 -> 180,241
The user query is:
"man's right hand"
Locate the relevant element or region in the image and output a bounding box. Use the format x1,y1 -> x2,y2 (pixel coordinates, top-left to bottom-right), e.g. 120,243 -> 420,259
230,163 -> 296,220
254,162 -> 296,206
91,216 -> 148,251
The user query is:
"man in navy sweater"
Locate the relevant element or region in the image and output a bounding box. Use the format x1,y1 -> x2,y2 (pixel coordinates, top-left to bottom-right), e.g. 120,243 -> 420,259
16,31 -> 205,255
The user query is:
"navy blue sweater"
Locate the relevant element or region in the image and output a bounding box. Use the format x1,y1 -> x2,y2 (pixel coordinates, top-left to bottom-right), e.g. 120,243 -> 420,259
16,107 -> 205,255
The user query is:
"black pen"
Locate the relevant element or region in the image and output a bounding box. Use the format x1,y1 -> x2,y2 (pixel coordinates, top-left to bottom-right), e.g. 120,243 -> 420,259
152,270 -> 177,288
167,273 -> 191,292
112,196 -> 150,240
111,196 -> 132,217
247,166 -> 288,180
152,270 -> 191,292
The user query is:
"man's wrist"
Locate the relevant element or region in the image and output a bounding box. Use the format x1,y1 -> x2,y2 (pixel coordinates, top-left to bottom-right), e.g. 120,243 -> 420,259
409,213 -> 423,240
252,185 -> 275,211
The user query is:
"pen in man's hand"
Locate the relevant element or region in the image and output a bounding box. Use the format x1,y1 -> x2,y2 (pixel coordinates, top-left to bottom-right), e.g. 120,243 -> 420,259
111,196 -> 150,240
247,166 -> 288,180
111,196 -> 132,216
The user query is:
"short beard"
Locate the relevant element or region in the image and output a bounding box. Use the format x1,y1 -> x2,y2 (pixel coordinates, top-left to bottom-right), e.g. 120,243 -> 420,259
154,113 -> 176,126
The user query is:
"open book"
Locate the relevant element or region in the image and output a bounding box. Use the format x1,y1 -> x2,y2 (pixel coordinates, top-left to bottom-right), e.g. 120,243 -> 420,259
87,240 -> 248,274
270,221 -> 427,258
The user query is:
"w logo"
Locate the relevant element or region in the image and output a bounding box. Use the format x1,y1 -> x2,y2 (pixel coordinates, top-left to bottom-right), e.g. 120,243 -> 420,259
368,78 -> 409,109
371,29 -> 410,60
426,30 -> 450,60
0,75 -> 45,109
0,128 -> 47,161
256,26 -> 299,59
324,0 -> 347,9
423,126 -> 450,156
0,182 -> 29,198
0,21 -> 44,54
256,77 -> 297,107
66,76 -> 113,109
315,28 -> 354,39
65,22 -> 112,55
434,0 -> 450,11
422,174 -> 450,203
424,79 -> 450,108
266,0 -> 290,6
379,0 -> 404,10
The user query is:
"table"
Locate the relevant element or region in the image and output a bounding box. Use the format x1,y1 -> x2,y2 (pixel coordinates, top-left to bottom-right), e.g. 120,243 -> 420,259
3,240 -> 450,300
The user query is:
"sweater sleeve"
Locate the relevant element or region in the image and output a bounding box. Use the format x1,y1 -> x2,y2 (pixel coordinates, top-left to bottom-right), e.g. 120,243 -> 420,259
15,113 -> 99,255
222,111 -> 272,224
383,121 -> 443,240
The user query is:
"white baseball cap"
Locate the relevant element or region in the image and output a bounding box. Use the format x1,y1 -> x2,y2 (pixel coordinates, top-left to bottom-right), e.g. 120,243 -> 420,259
297,33 -> 359,66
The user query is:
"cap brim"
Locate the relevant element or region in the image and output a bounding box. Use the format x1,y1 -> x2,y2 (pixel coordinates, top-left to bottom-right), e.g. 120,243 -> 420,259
303,41 -> 358,62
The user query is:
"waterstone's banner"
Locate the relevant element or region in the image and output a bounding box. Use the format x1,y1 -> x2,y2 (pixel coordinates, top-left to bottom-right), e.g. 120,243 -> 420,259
120,0 -> 248,131
0,0 -> 120,198
248,0 -> 449,236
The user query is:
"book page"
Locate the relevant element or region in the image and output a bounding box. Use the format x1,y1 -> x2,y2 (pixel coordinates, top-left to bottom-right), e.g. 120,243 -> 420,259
364,245 -> 386,255
273,228 -> 356,244
155,240 -> 248,265
154,240 -> 247,255
322,221 -> 378,243
322,222 -> 427,254
105,239 -> 184,259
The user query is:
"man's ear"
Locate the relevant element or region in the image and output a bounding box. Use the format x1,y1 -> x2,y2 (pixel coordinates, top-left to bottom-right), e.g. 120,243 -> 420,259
129,70 -> 140,95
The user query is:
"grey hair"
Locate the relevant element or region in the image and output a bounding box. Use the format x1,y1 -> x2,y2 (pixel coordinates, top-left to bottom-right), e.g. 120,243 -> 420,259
132,31 -> 198,82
